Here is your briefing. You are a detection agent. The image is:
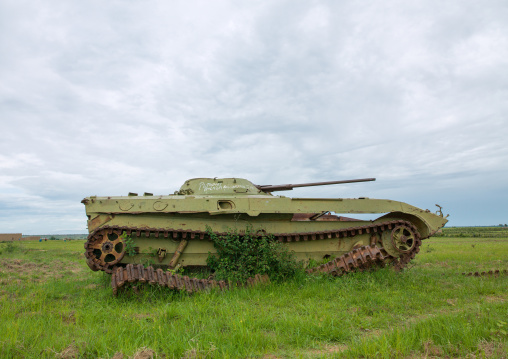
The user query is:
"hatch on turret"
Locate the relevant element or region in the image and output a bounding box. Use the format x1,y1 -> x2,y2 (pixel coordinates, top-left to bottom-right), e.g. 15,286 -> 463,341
176,178 -> 264,196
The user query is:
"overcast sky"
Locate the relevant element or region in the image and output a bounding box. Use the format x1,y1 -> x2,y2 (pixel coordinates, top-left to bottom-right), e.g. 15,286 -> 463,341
1,0 -> 507,234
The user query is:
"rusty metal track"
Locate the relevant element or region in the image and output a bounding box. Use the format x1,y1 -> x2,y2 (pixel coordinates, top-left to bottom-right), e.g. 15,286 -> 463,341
111,264 -> 269,296
306,222 -> 422,275
462,270 -> 508,277
306,245 -> 390,275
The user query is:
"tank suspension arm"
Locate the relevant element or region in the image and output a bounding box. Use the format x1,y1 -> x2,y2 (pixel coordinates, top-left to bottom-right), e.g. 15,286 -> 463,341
168,240 -> 188,268
256,178 -> 376,192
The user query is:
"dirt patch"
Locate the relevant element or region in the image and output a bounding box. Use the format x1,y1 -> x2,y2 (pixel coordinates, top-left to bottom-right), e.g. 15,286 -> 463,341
0,258 -> 84,282
406,340 -> 507,358
61,311 -> 76,325
446,298 -> 458,306
304,344 -> 348,355
181,345 -> 217,359
132,347 -> 155,359
470,341 -> 506,358
484,295 -> 506,303
0,259 -> 49,272
423,340 -> 444,357
56,343 -> 79,359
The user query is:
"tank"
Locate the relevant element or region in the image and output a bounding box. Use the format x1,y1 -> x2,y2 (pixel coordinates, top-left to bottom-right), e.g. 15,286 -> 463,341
82,177 -> 448,290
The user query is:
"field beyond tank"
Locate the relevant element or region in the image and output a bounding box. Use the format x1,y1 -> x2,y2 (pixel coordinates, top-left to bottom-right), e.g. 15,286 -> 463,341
0,227 -> 507,358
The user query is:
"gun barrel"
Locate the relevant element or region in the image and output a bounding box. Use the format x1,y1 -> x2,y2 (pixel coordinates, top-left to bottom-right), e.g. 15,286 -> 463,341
257,178 -> 376,192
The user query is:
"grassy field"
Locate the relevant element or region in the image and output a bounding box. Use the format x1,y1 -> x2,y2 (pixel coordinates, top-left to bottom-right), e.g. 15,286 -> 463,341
0,229 -> 507,358
436,226 -> 508,238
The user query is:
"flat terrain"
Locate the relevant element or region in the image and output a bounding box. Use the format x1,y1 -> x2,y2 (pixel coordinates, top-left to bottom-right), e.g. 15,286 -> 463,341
0,229 -> 507,358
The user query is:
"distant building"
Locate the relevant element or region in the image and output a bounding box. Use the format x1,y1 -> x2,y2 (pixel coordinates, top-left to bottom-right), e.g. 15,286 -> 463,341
21,236 -> 41,241
0,233 -> 22,241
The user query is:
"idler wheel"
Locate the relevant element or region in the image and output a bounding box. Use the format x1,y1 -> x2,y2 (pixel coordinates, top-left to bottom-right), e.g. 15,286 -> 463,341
89,232 -> 126,269
381,223 -> 418,258
390,225 -> 416,253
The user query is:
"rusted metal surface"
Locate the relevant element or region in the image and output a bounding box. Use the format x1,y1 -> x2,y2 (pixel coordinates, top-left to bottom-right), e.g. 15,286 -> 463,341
306,245 -> 388,275
85,230 -> 125,272
462,270 -> 508,277
307,221 -> 422,275
111,263 -> 270,296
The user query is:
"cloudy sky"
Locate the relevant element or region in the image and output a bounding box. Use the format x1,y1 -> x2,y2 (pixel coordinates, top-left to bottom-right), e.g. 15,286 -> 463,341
1,0 -> 507,234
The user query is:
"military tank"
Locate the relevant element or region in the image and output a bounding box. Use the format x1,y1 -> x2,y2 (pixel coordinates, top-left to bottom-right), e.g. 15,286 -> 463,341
82,177 -> 448,293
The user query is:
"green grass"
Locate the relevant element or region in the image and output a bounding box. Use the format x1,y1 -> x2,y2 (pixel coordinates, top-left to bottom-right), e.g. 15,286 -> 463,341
0,233 -> 507,358
437,226 -> 508,238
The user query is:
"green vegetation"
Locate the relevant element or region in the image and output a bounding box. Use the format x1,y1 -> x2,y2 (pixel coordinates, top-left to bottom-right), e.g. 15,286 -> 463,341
0,230 -> 507,358
206,228 -> 302,283
437,226 -> 508,238
123,233 -> 138,257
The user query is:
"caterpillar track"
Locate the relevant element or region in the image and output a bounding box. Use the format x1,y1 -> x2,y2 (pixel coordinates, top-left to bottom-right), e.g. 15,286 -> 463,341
85,220 -> 425,295
111,264 -> 270,296
306,221 -> 422,276
462,270 -> 508,277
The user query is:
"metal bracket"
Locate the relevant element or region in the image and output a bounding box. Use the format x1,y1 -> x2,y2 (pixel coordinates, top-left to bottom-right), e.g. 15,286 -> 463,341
310,211 -> 330,221
157,248 -> 167,263
435,204 -> 443,216
169,240 -> 188,268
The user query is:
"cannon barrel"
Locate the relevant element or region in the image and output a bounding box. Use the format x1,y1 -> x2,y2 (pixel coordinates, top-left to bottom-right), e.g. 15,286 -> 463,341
256,178 -> 376,192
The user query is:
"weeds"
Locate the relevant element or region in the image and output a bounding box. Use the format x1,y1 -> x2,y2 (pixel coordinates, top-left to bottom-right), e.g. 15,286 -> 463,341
0,242 -> 27,256
123,233 -> 137,257
206,227 -> 303,283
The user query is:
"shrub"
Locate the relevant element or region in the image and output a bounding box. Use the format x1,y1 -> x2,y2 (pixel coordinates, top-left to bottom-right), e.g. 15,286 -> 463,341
206,227 -> 302,284
5,242 -> 16,253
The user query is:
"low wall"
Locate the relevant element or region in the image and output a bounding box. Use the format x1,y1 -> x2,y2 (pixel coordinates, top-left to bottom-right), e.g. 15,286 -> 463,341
21,236 -> 41,241
0,233 -> 22,241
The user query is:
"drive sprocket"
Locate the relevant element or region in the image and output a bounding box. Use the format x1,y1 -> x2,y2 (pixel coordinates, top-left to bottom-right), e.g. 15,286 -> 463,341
84,228 -> 125,273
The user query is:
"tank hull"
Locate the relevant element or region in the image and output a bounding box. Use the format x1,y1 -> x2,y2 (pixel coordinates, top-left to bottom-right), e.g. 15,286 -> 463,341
83,194 -> 447,271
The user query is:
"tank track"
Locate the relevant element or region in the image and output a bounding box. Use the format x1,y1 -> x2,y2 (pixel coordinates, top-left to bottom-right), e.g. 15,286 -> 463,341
306,221 -> 422,275
306,245 -> 390,275
462,270 -> 508,277
110,264 -> 269,296
84,219 -> 422,294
